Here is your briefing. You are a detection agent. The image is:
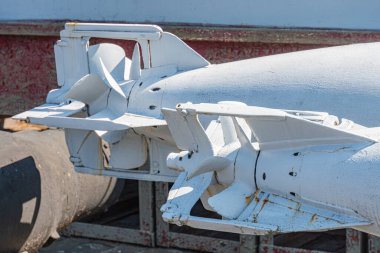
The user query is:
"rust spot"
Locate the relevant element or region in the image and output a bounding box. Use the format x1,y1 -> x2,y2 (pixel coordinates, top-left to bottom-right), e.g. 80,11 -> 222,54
253,189 -> 261,203
245,195 -> 252,204
259,198 -> 269,212
309,213 -> 318,224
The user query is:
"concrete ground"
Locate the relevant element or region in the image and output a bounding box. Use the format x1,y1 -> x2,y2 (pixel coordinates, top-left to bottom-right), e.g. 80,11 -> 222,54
39,237 -> 192,253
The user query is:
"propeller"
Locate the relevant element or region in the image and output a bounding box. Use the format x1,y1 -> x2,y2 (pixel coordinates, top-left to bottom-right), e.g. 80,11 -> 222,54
207,117 -> 257,219
163,102 -> 258,219
64,43 -> 130,116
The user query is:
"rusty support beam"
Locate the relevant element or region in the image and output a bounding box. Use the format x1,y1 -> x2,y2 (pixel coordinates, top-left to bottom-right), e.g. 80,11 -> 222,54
63,180 -> 156,247
346,229 -> 366,253
368,234 -> 380,253
259,235 -> 333,253
63,222 -> 154,245
138,181 -> 156,247
240,235 -> 258,253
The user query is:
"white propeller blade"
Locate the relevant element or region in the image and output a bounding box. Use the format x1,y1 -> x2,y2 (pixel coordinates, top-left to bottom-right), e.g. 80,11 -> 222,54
99,58 -> 126,99
129,43 -> 141,80
65,74 -> 109,104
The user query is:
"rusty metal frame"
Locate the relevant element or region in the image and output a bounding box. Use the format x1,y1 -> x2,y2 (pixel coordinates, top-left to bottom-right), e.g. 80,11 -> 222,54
259,235 -> 329,253
258,229 -> 366,253
367,234 -> 380,253
346,229 -> 366,253
62,180 -> 378,252
156,182 -> 370,253
155,182 -> 258,253
63,181 -> 156,247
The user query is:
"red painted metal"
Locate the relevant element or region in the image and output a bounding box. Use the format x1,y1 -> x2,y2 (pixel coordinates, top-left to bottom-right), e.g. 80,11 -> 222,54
0,35 -> 57,115
187,41 -> 325,63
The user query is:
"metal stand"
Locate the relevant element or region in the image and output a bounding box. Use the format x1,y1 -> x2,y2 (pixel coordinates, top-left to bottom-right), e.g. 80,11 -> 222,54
258,229 -> 365,253
63,181 -> 155,247
347,229 -> 366,253
63,180 -> 379,253
367,234 -> 380,253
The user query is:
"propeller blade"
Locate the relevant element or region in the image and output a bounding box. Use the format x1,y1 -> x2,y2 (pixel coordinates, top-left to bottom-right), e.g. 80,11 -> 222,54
99,58 -> 126,98
65,74 -> 109,104
129,43 -> 141,80
208,182 -> 253,219
187,156 -> 231,179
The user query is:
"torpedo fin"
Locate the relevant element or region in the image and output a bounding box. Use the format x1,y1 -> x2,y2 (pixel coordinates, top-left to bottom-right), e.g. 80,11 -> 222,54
176,103 -> 377,150
22,110 -> 166,131
162,108 -> 214,153
163,188 -> 371,235
13,101 -> 86,121
236,191 -> 371,233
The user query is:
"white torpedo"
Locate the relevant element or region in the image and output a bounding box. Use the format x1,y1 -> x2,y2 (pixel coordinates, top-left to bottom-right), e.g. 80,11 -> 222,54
15,23 -> 380,236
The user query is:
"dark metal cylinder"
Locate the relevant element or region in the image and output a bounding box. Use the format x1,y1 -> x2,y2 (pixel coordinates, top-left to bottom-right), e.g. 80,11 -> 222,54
0,130 -> 124,252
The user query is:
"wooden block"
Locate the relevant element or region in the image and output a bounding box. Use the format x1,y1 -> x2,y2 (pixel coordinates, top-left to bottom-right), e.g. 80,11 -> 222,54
1,118 -> 49,132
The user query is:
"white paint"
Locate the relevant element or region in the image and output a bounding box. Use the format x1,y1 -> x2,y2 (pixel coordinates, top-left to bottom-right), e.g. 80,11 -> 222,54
13,101 -> 85,120
162,102 -> 376,235
1,0 -> 380,30
14,23 -> 380,236
257,142 -> 380,235
167,186 -> 194,200
145,42 -> 380,127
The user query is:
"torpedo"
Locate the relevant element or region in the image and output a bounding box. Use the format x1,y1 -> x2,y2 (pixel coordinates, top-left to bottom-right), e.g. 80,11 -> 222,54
15,22 -> 380,237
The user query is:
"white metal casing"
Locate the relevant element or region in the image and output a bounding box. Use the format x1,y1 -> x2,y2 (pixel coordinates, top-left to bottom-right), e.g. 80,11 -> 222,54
13,22 -> 380,237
